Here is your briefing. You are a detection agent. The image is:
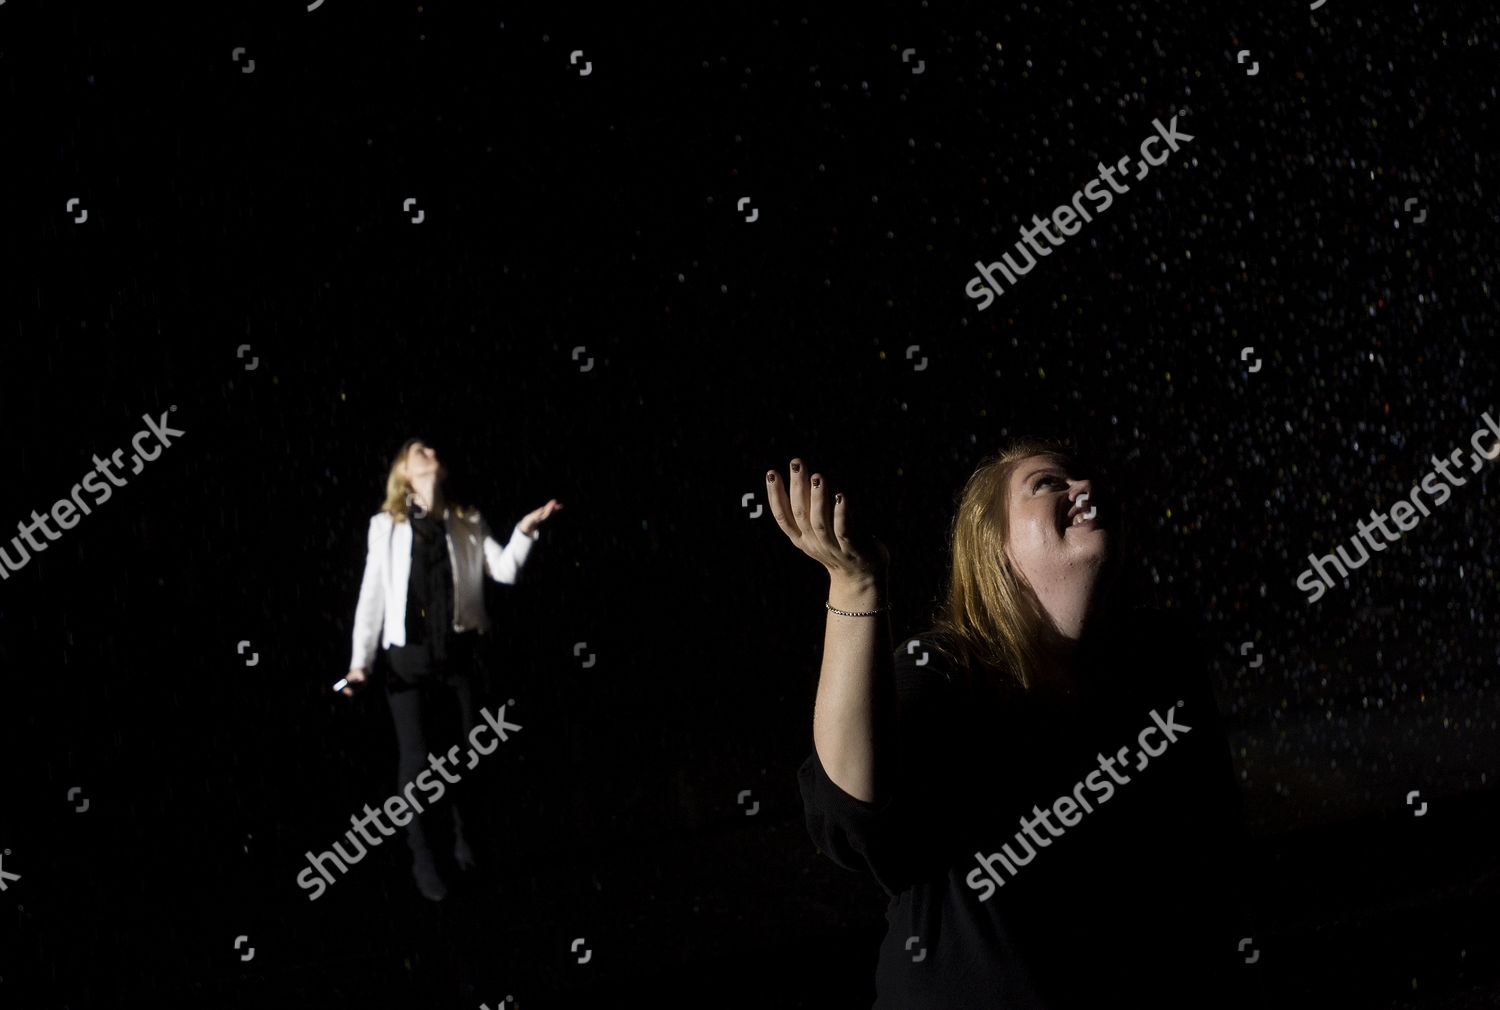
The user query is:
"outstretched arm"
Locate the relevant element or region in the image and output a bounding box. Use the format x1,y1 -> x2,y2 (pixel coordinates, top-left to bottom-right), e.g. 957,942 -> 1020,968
765,459 -> 894,805
483,498 -> 564,583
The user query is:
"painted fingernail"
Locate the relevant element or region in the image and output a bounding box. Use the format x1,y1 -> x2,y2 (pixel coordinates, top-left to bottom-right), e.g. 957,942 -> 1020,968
811,477 -> 821,488
791,462 -> 800,473
767,472 -> 775,482
835,493 -> 844,504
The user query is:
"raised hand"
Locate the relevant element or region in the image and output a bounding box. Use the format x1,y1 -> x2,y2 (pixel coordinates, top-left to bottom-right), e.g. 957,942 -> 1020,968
765,458 -> 889,584
520,498 -> 564,535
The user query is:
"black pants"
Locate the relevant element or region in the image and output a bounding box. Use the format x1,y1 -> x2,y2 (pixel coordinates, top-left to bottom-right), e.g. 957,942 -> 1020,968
385,631 -> 482,866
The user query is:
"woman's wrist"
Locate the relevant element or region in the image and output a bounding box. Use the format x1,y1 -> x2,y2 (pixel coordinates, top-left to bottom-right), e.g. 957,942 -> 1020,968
827,573 -> 888,613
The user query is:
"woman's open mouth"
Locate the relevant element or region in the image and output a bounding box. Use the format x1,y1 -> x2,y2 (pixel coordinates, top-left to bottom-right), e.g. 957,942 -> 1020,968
1063,498 -> 1099,533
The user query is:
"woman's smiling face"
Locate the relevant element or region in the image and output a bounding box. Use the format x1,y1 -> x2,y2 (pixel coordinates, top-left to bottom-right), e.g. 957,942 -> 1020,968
1001,454 -> 1110,594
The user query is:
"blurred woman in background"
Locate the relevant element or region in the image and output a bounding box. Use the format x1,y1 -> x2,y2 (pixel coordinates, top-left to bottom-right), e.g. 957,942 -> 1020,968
344,437 -> 562,901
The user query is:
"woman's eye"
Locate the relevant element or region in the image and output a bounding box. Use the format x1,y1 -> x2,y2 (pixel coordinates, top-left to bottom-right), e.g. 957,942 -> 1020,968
1034,475 -> 1063,491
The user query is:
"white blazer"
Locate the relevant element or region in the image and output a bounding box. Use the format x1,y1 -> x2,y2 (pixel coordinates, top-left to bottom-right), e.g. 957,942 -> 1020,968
350,507 -> 539,672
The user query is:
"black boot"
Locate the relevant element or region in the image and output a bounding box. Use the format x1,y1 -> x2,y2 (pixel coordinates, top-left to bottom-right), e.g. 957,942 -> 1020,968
412,850 -> 447,902
452,805 -> 476,871
406,818 -> 447,901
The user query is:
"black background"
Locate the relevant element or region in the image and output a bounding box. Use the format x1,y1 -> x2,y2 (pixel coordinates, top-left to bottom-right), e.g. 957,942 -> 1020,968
2,0 -> 1497,1007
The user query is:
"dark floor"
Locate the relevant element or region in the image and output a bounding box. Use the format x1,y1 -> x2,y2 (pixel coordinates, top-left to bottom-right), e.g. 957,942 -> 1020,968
12,775 -> 1490,1009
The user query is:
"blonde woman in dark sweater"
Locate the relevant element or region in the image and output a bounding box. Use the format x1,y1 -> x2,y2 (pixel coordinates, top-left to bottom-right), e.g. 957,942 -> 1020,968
775,438 -> 1251,1008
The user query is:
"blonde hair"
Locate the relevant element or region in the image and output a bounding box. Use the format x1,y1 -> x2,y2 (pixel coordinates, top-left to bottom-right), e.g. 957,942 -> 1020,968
381,437 -> 472,523
926,436 -> 1117,696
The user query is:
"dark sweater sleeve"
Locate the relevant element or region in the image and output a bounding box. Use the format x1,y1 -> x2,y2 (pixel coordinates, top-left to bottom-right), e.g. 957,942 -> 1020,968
797,634 -> 962,898
1148,608 -> 1261,1000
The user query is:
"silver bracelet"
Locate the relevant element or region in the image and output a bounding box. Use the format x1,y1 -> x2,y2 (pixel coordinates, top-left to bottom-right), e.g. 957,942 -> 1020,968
825,601 -> 890,617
